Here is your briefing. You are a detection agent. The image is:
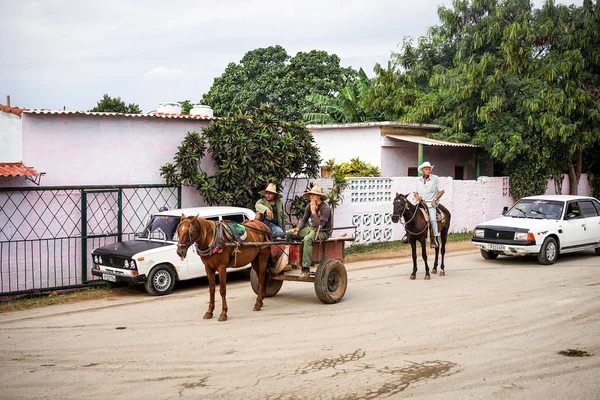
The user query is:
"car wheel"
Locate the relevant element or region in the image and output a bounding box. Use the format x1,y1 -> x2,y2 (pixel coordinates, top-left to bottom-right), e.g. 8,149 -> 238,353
480,249 -> 498,260
144,264 -> 176,296
537,237 -> 558,265
595,247 -> 600,256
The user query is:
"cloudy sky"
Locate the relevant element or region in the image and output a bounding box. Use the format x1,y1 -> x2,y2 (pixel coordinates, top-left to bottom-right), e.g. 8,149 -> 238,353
0,0 -> 582,113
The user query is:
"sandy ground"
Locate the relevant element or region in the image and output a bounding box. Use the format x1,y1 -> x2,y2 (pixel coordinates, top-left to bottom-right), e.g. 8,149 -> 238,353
0,248 -> 599,400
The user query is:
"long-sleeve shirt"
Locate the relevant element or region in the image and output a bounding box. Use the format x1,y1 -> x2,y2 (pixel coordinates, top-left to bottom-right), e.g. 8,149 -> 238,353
297,201 -> 332,234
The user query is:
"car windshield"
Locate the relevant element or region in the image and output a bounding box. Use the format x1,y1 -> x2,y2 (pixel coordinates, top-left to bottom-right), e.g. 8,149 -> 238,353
505,199 -> 564,220
138,215 -> 181,241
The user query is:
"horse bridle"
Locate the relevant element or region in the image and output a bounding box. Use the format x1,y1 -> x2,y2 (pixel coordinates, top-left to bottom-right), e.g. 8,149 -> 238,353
177,217 -> 214,252
393,196 -> 429,235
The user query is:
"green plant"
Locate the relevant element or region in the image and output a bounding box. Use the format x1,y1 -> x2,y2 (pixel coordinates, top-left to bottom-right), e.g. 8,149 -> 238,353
322,157 -> 380,177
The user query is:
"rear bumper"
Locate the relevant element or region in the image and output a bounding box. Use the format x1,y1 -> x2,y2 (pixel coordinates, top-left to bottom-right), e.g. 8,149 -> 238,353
92,269 -> 146,283
472,240 -> 541,256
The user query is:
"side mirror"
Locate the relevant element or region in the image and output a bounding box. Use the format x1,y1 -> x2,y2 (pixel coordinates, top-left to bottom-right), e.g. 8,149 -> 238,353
502,206 -> 509,215
565,213 -> 577,220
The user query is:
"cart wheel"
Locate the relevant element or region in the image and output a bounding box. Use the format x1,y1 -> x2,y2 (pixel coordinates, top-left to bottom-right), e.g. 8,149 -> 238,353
314,259 -> 347,304
250,268 -> 283,297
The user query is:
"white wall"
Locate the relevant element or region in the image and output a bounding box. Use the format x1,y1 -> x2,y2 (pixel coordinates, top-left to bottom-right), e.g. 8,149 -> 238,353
311,127 -> 382,167
0,111 -> 22,162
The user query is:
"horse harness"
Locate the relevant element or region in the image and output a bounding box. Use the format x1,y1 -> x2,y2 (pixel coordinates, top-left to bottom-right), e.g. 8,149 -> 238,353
395,198 -> 446,236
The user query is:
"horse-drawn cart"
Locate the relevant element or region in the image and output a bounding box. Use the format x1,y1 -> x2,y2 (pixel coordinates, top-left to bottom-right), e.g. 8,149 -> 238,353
249,226 -> 356,304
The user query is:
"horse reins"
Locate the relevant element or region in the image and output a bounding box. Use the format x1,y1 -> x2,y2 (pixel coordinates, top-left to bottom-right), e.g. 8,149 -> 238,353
394,197 -> 430,236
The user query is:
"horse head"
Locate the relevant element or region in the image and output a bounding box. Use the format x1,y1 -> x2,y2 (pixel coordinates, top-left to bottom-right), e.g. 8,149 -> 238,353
391,193 -> 409,223
176,214 -> 198,261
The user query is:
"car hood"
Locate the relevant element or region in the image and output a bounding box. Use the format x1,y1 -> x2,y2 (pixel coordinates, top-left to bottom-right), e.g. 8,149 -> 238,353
92,240 -> 173,258
476,216 -> 559,230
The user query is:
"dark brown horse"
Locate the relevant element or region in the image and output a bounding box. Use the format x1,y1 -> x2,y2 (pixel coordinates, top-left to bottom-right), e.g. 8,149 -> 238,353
176,216 -> 272,321
391,193 -> 451,280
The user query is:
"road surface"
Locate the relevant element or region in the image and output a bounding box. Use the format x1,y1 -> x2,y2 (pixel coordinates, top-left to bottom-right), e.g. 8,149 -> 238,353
1,249 -> 599,399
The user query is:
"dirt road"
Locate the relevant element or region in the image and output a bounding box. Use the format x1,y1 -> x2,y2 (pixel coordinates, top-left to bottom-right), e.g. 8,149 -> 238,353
1,249 -> 599,399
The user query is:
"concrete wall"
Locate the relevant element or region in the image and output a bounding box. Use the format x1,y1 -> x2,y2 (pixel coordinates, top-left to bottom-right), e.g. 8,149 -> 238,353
282,175 -> 590,245
0,111 -> 22,162
311,127 -> 382,168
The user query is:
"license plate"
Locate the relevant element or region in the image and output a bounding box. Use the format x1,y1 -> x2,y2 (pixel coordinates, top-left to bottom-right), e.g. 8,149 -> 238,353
487,244 -> 505,251
102,274 -> 117,282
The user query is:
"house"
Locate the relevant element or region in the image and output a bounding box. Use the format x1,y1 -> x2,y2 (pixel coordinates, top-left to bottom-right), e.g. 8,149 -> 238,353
308,122 -> 493,179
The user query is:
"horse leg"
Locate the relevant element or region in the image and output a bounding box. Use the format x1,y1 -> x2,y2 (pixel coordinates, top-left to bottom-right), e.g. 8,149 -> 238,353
252,254 -> 267,311
410,240 -> 417,280
439,231 -> 447,276
204,266 -> 216,319
217,265 -> 228,321
421,237 -> 430,280
432,245 -> 439,275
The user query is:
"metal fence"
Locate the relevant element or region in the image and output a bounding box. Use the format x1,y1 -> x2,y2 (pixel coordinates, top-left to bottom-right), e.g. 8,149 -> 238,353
0,185 -> 180,296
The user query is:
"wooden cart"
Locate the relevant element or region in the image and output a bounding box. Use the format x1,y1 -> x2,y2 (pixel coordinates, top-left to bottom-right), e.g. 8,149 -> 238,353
249,226 -> 356,304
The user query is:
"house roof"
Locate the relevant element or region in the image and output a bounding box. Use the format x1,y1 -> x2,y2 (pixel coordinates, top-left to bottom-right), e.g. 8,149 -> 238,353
0,162 -> 40,177
307,121 -> 442,130
22,109 -> 216,120
0,104 -> 24,116
385,134 -> 478,148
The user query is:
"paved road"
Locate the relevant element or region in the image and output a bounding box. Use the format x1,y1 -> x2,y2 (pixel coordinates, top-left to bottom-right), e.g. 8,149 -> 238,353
1,250 -> 599,399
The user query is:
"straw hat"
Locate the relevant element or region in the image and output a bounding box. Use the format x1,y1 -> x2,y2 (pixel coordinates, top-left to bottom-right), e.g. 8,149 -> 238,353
259,183 -> 282,199
418,161 -> 434,174
303,185 -> 327,200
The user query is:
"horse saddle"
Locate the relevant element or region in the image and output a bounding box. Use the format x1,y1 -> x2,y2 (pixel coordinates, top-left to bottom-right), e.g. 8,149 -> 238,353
221,221 -> 248,245
418,204 -> 446,227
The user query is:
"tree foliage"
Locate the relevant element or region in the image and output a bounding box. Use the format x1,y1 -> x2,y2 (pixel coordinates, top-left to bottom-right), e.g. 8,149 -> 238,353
369,0 -> 600,198
322,157 -> 381,177
89,94 -> 142,114
201,45 -> 356,121
178,100 -> 194,115
161,104 -> 321,207
304,68 -> 383,123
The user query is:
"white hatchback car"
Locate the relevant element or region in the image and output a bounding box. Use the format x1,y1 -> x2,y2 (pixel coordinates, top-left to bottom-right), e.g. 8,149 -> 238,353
472,195 -> 600,264
91,206 -> 255,295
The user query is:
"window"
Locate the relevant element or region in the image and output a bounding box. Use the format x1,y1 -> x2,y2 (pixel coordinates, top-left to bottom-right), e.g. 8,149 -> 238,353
221,214 -> 247,223
408,167 -> 418,177
592,199 -> 600,214
454,165 -> 464,180
580,201 -> 599,217
566,202 -> 581,219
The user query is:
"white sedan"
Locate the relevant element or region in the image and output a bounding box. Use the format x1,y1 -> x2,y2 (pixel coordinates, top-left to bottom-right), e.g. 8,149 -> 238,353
472,195 -> 600,264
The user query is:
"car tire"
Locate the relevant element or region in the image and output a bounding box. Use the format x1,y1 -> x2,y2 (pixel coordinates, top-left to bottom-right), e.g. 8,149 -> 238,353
537,237 -> 558,265
144,264 -> 176,296
595,247 -> 600,256
480,249 -> 499,260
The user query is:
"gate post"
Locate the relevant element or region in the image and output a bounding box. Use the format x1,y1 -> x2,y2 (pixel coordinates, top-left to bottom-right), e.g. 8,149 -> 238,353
81,190 -> 88,283
117,189 -> 123,242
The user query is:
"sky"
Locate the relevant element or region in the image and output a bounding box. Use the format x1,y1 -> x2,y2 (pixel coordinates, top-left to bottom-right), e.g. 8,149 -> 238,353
0,0 -> 584,113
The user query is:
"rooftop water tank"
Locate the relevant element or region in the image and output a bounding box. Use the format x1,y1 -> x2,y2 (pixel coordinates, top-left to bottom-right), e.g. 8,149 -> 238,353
156,102 -> 182,115
190,104 -> 213,117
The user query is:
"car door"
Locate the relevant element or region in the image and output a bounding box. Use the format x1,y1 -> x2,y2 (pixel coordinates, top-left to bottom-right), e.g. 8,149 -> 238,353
579,200 -> 600,245
560,201 -> 587,248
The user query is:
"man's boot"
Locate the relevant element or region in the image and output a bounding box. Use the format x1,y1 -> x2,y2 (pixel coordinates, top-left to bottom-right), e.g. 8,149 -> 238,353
430,236 -> 439,249
299,267 -> 310,279
401,234 -> 409,244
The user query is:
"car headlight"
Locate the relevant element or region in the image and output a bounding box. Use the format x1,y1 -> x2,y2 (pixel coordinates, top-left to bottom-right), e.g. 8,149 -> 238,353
473,229 -> 485,238
514,232 -> 531,241
93,255 -> 98,263
130,260 -> 136,270
124,260 -> 130,269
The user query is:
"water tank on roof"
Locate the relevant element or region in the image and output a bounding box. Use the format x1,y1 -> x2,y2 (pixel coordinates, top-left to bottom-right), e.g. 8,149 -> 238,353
190,104 -> 213,117
157,102 -> 182,114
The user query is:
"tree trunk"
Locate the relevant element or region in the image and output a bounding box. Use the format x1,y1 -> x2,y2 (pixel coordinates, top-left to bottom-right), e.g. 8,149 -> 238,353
553,174 -> 564,195
568,149 -> 583,195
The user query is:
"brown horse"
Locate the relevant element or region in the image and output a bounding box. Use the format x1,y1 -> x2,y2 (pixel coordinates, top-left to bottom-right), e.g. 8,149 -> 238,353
391,193 -> 451,280
176,216 -> 272,321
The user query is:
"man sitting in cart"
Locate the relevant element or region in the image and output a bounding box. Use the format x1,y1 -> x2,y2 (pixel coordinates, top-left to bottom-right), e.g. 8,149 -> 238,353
286,185 -> 332,279
255,183 -> 285,239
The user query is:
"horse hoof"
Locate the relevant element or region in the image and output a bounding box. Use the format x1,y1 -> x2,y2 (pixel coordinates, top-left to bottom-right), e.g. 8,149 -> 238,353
218,315 -> 228,322
203,313 -> 213,319
440,270 -> 445,276
410,275 -> 416,280
253,305 -> 262,311
424,275 -> 430,280
432,269 -> 438,274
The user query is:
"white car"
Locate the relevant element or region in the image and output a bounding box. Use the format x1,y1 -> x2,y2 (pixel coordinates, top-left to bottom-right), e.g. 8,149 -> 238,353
472,195 -> 600,264
91,206 -> 255,295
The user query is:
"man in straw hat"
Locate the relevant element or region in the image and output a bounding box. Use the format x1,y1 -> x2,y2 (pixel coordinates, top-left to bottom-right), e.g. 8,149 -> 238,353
286,185 -> 332,279
255,183 -> 285,238
413,161 -> 444,248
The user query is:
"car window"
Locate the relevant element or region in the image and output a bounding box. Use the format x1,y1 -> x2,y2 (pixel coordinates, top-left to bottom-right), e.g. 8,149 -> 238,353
221,213 -> 248,223
580,201 -> 599,217
506,199 -> 563,219
565,202 -> 582,219
140,216 -> 181,241
592,199 -> 600,215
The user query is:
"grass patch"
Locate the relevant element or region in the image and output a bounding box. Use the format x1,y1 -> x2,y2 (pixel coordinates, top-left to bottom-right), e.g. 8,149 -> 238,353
346,231 -> 472,256
0,286 -> 134,314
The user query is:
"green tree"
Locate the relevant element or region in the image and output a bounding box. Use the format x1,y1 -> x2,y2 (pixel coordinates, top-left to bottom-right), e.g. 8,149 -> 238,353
161,104 -> 321,207
202,45 -> 356,121
178,100 -> 194,115
89,94 -> 142,114
304,68 -> 383,123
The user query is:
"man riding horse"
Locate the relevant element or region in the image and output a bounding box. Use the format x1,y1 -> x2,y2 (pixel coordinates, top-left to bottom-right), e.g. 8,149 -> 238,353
413,161 -> 444,248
